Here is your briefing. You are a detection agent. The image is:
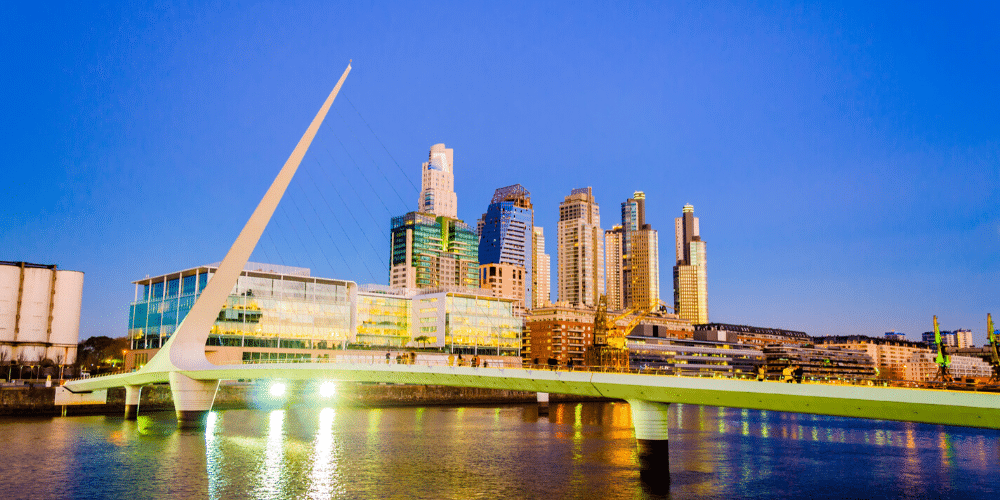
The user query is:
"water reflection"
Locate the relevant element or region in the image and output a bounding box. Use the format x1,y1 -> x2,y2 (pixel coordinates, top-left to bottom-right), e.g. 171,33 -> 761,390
256,409 -> 286,498
307,408 -> 342,499
2,404 -> 999,499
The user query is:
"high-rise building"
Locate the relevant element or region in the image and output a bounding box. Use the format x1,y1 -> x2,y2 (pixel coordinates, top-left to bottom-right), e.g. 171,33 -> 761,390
478,184 -> 532,311
605,191 -> 659,311
557,187 -> 604,307
390,144 -> 478,289
673,204 -> 708,324
479,262 -> 526,315
532,226 -> 551,309
417,144 -> 458,219
389,212 -> 479,289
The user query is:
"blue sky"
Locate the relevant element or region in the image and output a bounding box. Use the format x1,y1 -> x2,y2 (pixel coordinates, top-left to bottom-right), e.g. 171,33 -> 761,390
2,1 -> 997,343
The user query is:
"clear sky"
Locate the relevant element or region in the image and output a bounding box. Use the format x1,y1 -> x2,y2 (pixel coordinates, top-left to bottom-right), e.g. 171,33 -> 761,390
2,1 -> 997,344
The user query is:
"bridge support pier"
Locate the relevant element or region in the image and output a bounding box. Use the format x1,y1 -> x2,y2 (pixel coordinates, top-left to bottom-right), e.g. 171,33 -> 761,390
536,392 -> 549,415
169,372 -> 219,429
124,385 -> 141,420
627,400 -> 671,493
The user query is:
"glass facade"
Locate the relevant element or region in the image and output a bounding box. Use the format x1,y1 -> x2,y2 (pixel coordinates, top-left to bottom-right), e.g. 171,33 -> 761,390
356,293 -> 411,347
390,212 -> 479,288
128,265 -> 522,357
129,266 -> 351,350
443,295 -> 521,355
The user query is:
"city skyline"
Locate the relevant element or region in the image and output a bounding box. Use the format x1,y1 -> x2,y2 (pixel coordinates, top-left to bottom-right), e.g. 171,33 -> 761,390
2,2 -> 997,344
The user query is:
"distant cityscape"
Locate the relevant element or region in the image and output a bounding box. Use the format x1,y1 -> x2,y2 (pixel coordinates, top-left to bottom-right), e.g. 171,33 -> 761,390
0,143 -> 996,383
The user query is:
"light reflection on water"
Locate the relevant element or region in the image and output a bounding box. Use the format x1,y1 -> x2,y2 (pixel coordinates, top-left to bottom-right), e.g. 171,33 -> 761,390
0,403 -> 999,499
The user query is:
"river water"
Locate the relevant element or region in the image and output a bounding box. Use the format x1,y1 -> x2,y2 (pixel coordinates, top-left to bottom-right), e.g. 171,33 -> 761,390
1,401 -> 998,499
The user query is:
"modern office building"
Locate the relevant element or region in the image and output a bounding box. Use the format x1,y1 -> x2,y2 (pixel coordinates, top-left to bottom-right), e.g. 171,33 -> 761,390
762,345 -> 876,381
417,143 -> 458,219
921,329 -> 974,348
391,144 -> 478,290
557,187 -> 604,308
125,263 -> 522,368
815,335 -> 930,380
478,184 -> 533,311
695,323 -> 810,347
627,335 -> 763,376
673,204 -> 708,324
389,212 -> 479,289
0,261 -> 83,365
605,191 -> 659,311
532,226 -> 551,309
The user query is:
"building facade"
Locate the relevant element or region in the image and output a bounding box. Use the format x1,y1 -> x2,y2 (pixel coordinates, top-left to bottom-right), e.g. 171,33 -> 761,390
605,191 -> 659,311
532,226 -> 551,309
762,345 -> 876,381
526,303 -> 596,366
557,187 -> 604,307
478,184 -> 533,311
389,212 -> 479,289
695,323 -> 809,347
126,264 -> 522,368
417,143 -> 458,219
905,352 -> 991,381
921,329 -> 973,348
0,261 -> 83,365
479,263 -> 526,315
673,204 -> 708,324
814,335 -> 930,380
627,336 -> 763,376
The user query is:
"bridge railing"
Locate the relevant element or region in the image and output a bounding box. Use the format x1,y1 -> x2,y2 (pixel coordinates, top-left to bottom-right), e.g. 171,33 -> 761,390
234,357 -> 970,389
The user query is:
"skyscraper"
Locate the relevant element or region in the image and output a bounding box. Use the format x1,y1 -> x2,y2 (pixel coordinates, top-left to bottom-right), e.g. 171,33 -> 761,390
478,184 -> 533,313
532,226 -> 551,309
557,187 -> 604,307
605,191 -> 659,311
389,213 -> 479,289
390,144 -> 478,289
417,143 -> 458,219
673,204 -> 708,324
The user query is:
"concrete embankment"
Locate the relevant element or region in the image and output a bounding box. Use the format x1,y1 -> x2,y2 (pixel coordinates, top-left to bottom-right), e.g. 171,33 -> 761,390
1,384 -> 609,417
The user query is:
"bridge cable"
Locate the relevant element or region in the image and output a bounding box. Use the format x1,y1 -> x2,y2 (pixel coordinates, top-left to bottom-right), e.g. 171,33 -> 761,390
328,132 -> 398,220
286,185 -> 344,279
301,166 -> 382,283
278,202 -> 320,272
321,146 -> 392,244
264,231 -> 286,266
334,107 -> 410,210
345,95 -> 419,194
313,154 -> 391,275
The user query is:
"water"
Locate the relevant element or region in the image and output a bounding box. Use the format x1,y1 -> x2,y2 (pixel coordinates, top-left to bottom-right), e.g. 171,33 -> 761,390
1,402 -> 998,499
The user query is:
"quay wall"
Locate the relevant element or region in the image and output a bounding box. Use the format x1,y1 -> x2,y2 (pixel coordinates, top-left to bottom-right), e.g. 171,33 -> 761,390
0,384 -> 608,417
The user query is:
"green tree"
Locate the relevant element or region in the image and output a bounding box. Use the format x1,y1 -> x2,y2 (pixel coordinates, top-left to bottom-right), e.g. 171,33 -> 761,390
414,335 -> 430,348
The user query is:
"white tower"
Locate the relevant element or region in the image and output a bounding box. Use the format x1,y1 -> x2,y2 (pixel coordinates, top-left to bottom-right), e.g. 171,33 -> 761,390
418,143 -> 458,218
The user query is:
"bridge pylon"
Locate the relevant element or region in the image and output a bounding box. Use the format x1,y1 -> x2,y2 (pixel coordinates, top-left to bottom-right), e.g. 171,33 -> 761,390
124,385 -> 141,420
169,372 -> 220,429
628,400 -> 671,493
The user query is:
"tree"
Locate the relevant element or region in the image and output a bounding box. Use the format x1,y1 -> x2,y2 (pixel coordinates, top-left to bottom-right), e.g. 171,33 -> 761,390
76,336 -> 130,375
414,336 -> 430,348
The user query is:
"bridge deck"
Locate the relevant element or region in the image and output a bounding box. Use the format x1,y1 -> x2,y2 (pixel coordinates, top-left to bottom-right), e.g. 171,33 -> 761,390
65,362 -> 1000,430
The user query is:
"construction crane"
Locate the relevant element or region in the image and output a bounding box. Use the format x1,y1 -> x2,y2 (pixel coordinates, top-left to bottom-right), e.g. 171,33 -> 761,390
988,313 -> 999,384
586,295 -> 666,369
932,315 -> 952,383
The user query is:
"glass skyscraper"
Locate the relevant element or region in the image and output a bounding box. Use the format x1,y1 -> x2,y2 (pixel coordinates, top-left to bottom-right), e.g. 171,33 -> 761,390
478,184 -> 533,312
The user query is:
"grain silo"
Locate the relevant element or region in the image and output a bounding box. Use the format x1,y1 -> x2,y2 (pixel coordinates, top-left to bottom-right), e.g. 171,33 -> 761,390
0,261 -> 84,365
